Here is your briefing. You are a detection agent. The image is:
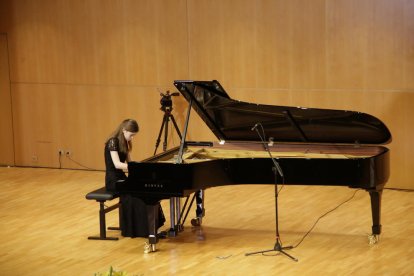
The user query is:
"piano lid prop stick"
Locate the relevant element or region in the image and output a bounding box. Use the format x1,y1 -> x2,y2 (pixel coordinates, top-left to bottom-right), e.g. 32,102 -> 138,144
176,97 -> 193,164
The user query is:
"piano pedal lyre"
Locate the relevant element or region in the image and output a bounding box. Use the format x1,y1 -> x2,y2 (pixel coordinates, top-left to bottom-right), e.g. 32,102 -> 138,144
368,234 -> 379,245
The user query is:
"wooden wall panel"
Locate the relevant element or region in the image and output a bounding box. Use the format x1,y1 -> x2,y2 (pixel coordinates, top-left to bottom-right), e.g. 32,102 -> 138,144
289,0 -> 327,89
187,0 -> 293,88
2,0 -> 414,189
403,0 -> 414,89
365,0 -> 405,89
7,0 -> 188,85
325,0 -> 372,89
11,83 -> 185,169
0,34 -> 14,165
5,0 -> 189,170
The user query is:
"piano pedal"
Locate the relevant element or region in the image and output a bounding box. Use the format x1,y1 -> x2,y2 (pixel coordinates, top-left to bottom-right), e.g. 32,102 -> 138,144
144,242 -> 157,253
144,235 -> 158,253
368,234 -> 379,245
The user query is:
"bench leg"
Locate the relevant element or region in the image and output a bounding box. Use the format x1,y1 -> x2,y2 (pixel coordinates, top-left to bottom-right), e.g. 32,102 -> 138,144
108,202 -> 122,231
88,201 -> 119,241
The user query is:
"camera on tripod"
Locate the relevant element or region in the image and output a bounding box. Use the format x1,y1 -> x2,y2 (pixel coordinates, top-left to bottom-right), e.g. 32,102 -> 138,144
154,90 -> 182,155
160,90 -> 179,112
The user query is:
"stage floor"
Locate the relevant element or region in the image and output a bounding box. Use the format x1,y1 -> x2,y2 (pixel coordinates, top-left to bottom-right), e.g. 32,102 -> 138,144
0,167 -> 413,275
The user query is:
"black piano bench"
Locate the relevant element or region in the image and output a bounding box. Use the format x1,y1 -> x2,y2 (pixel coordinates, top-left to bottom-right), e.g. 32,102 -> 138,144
85,187 -> 121,241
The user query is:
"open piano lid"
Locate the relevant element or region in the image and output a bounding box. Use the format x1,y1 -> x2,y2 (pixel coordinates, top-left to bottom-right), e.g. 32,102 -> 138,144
174,80 -> 391,145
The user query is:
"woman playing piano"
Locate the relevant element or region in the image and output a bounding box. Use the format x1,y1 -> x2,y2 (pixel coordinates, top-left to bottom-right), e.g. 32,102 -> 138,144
104,119 -> 165,238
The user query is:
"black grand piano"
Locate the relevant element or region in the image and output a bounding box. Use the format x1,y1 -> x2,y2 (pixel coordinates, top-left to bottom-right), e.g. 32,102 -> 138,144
121,80 -> 391,252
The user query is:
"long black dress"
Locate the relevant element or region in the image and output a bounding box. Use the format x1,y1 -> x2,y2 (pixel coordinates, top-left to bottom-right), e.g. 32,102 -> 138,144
104,137 -> 165,238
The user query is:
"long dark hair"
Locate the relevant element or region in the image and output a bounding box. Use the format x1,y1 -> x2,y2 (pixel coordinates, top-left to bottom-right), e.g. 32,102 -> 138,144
108,119 -> 139,155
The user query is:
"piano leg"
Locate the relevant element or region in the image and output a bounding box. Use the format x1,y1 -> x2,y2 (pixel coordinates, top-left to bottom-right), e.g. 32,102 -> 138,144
368,188 -> 382,244
168,197 -> 178,237
167,197 -> 184,235
175,197 -> 185,231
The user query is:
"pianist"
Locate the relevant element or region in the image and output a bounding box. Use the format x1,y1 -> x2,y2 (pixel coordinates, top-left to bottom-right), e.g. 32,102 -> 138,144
104,119 -> 165,238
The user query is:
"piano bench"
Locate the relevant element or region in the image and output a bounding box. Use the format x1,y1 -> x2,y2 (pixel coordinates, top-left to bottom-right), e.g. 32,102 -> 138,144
85,187 -> 121,241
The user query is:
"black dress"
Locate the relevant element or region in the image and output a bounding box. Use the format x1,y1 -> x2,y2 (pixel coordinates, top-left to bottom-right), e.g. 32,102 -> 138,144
105,137 -> 165,238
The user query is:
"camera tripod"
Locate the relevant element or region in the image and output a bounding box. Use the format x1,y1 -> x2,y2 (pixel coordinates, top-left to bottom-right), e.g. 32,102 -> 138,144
154,106 -> 182,155
153,91 -> 205,237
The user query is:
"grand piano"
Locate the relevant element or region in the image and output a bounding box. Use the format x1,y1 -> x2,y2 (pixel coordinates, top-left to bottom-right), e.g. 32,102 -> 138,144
121,80 -> 391,252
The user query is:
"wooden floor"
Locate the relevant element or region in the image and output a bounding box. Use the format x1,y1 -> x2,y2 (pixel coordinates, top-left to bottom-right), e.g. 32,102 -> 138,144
0,167 -> 413,275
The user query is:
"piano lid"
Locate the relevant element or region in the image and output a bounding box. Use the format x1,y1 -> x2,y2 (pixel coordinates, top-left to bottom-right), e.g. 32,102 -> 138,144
173,80 -> 392,145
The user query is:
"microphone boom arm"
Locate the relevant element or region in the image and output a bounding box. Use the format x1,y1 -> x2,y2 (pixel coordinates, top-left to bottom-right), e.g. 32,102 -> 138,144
254,127 -> 284,179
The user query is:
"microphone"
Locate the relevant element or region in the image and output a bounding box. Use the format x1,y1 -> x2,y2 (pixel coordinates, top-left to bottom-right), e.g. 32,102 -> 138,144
268,137 -> 274,147
251,123 -> 259,131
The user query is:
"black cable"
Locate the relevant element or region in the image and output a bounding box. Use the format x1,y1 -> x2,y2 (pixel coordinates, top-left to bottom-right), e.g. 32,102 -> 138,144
66,155 -> 95,170
278,185 -> 284,195
385,187 -> 414,192
58,153 -> 62,169
292,189 -> 361,248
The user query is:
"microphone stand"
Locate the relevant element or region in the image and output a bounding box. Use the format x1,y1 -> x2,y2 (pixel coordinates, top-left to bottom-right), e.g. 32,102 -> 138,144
245,123 -> 298,262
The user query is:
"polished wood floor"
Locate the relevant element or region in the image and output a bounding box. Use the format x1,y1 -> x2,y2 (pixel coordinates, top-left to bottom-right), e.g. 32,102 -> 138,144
0,167 -> 413,275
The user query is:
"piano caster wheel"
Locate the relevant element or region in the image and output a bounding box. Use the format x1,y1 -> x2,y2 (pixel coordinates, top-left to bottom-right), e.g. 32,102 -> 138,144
368,234 -> 379,245
191,217 -> 202,227
144,242 -> 157,253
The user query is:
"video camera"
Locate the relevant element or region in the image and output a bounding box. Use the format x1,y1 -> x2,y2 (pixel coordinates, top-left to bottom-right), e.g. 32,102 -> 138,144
160,90 -> 179,112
